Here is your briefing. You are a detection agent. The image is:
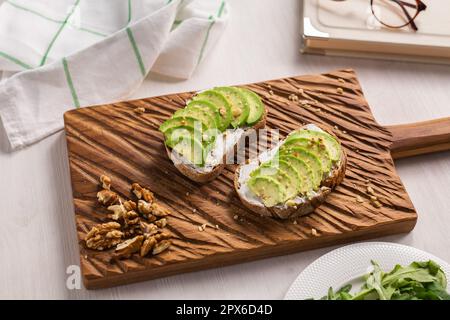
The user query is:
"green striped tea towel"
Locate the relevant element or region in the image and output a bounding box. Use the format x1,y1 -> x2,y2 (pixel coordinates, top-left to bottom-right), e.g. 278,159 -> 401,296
0,0 -> 229,149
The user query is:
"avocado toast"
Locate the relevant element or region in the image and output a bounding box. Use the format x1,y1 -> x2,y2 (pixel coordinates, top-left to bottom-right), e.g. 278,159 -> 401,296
234,124 -> 347,219
160,86 -> 267,183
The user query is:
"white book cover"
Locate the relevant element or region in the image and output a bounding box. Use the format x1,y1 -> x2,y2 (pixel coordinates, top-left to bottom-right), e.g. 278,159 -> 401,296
302,0 -> 450,63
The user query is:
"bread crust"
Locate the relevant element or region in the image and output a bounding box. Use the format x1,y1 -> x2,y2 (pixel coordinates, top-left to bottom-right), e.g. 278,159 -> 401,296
234,125 -> 347,219
165,107 -> 267,183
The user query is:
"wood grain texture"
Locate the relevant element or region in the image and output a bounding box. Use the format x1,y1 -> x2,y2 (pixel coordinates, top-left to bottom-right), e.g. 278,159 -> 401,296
387,118 -> 450,159
64,69 -> 417,289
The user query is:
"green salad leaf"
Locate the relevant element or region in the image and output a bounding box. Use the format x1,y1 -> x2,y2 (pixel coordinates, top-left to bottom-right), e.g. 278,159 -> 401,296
320,260 -> 450,300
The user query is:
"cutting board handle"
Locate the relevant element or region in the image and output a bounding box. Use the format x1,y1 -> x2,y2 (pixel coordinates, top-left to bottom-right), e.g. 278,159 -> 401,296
386,117 -> 450,159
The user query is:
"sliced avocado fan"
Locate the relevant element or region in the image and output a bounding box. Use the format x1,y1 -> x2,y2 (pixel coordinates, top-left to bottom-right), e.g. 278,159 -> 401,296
246,127 -> 341,207
159,86 -> 265,167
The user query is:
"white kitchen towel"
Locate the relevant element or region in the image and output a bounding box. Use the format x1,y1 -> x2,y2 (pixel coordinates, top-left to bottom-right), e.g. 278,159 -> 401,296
0,0 -> 229,150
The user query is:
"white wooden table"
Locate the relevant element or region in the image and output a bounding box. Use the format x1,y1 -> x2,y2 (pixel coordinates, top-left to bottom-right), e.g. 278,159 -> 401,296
1,0 -> 449,299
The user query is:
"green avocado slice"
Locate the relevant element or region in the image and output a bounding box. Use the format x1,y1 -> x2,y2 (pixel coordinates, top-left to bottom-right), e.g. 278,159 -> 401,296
278,147 -> 323,189
251,160 -> 302,195
237,87 -> 264,125
247,176 -> 286,207
279,155 -> 313,195
286,129 -> 341,163
159,116 -> 207,135
250,164 -> 297,202
164,125 -> 216,148
193,90 -> 232,130
214,87 -> 249,127
281,137 -> 332,173
184,100 -> 222,130
171,136 -> 205,166
174,104 -> 218,130
271,160 -> 302,196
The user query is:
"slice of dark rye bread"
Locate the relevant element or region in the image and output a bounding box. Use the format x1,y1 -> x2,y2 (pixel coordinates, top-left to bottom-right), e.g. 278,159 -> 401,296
234,124 -> 347,219
165,107 -> 268,183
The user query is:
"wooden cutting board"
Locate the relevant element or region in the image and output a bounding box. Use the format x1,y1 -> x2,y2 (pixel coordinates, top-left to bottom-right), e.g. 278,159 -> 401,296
64,69 -> 450,289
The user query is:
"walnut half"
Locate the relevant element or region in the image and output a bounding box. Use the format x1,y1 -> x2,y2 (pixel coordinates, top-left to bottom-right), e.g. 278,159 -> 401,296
85,222 -> 123,250
151,203 -> 169,217
153,240 -> 171,255
100,175 -> 111,190
140,232 -> 172,257
107,203 -> 126,221
115,235 -> 144,258
132,183 -> 154,202
97,189 -> 118,206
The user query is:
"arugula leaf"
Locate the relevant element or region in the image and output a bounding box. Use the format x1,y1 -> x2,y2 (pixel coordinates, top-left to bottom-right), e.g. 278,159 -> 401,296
321,284 -> 354,300
319,259 -> 450,300
365,261 -> 388,300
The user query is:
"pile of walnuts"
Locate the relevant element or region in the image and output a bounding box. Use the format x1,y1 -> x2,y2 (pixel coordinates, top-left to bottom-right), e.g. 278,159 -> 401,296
85,175 -> 172,259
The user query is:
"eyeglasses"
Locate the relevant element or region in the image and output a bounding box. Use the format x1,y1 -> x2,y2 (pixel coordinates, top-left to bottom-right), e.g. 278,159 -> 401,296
333,0 -> 427,31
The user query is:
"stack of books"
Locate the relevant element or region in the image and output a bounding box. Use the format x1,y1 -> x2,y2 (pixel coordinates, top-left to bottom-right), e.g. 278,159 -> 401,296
302,0 -> 450,64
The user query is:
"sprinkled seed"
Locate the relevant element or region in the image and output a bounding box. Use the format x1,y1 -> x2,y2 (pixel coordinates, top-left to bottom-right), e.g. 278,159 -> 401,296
269,90 -> 274,95
370,195 -> 378,202
367,186 -> 375,195
198,226 -> 204,232
356,195 -> 364,203
311,228 -> 318,236
233,215 -> 238,220
373,200 -> 382,208
192,208 -> 197,213
338,78 -> 345,83
337,87 -> 344,94
134,107 -> 145,113
293,220 -> 298,225
232,107 -> 242,117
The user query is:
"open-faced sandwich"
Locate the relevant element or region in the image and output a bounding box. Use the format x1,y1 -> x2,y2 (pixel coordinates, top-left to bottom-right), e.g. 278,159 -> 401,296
234,124 -> 346,219
159,86 -> 267,183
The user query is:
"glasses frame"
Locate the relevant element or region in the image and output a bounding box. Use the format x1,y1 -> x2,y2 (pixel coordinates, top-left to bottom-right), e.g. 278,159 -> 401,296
370,0 -> 427,31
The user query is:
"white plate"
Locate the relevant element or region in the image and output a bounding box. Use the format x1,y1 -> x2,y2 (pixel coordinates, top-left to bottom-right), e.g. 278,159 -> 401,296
284,242 -> 450,300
